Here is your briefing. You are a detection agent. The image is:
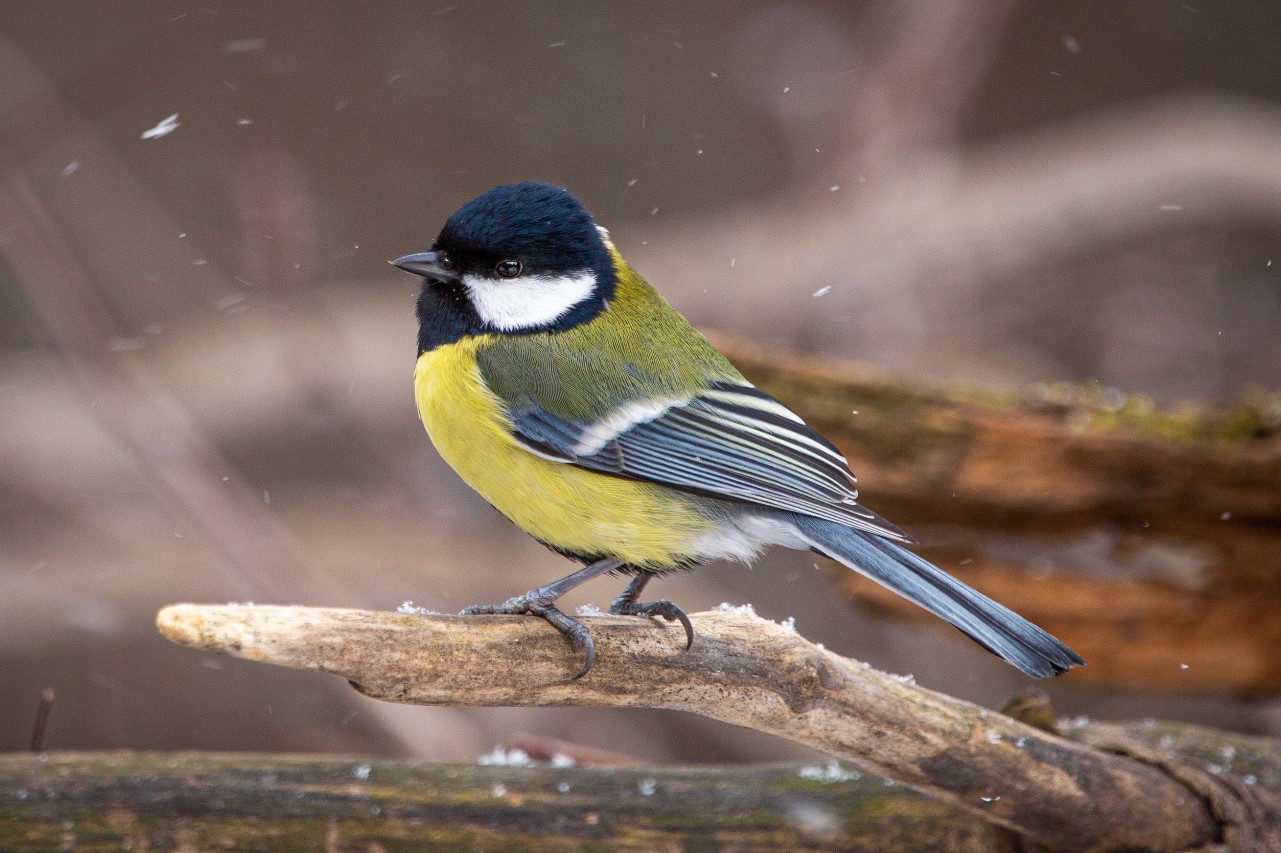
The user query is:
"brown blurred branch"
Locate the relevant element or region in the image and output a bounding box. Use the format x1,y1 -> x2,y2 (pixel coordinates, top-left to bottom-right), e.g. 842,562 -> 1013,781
154,603 -> 1255,852
839,0 -> 1018,167
714,336 -> 1281,694
635,92 -> 1281,352
0,157 -> 304,602
0,34 -> 378,604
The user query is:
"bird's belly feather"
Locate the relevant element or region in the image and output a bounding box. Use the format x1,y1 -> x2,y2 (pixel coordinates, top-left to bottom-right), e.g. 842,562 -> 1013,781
414,342 -> 719,568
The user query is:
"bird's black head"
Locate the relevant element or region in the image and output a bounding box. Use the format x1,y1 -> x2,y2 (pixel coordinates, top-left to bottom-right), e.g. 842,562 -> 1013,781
394,182 -> 617,351
437,182 -> 613,281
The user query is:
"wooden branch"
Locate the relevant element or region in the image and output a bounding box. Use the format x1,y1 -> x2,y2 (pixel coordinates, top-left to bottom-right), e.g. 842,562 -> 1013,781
151,604 -> 1270,852
0,752 -> 1023,852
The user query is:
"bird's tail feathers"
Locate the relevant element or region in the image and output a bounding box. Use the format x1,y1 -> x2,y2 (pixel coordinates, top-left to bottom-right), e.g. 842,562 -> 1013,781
788,515 -> 1084,677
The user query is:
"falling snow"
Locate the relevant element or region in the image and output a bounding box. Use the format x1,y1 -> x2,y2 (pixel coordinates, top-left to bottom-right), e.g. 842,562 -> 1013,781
141,113 -> 180,140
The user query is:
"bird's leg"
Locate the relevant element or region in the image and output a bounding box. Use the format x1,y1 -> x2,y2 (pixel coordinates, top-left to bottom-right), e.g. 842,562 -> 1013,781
460,557 -> 624,679
608,574 -> 695,651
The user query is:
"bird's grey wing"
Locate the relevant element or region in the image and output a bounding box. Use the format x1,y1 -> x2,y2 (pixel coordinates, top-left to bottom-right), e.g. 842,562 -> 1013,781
506,380 -> 913,543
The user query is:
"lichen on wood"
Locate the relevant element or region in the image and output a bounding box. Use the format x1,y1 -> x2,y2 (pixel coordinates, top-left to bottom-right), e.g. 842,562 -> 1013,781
0,752 -> 1021,852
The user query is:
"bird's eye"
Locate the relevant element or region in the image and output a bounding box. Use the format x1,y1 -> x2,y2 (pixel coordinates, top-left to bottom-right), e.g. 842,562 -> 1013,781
495,259 -> 522,279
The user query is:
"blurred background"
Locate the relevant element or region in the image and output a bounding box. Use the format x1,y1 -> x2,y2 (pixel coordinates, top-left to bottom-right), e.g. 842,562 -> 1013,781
2,1 -> 1281,762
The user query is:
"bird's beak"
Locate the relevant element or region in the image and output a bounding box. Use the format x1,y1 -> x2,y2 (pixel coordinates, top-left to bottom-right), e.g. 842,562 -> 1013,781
390,251 -> 458,283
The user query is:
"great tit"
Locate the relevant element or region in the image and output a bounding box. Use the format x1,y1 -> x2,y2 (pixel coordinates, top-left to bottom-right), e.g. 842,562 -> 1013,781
393,182 -> 1083,680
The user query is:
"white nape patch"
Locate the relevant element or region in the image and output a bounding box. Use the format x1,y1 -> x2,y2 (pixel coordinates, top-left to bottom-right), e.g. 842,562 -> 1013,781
689,514 -> 809,564
573,397 -> 689,455
463,271 -> 597,331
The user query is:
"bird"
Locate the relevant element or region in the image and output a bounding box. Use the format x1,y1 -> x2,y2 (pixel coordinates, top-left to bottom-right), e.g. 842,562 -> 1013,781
392,181 -> 1084,680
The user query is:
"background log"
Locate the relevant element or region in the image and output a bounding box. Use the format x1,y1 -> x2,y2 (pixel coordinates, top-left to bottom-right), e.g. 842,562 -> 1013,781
0,752 -> 1022,853
713,335 -> 1281,694
151,603 -> 1272,852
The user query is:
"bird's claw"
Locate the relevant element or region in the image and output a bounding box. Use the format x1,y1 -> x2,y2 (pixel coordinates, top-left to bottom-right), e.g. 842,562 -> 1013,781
460,591 -> 550,615
562,622 -> 596,680
610,598 -> 695,651
460,580 -> 692,679
460,595 -> 597,679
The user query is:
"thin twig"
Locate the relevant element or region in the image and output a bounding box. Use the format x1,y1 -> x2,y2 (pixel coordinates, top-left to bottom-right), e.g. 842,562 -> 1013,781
29,688 -> 54,753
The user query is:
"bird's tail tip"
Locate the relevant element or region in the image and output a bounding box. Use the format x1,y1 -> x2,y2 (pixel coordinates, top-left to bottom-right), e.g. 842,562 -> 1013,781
790,515 -> 1085,679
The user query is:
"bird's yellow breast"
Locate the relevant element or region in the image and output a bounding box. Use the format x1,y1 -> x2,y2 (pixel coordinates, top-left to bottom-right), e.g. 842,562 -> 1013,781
414,338 -> 717,567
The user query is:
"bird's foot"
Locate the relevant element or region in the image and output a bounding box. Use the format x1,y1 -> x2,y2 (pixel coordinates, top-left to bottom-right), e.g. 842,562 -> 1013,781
461,593 -> 596,679
609,598 -> 695,651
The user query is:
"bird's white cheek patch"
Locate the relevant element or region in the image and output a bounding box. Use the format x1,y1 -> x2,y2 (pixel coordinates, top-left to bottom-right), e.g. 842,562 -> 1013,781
463,271 -> 597,331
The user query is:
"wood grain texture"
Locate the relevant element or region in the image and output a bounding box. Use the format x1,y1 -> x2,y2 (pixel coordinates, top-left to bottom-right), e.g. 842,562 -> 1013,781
151,603 -> 1261,852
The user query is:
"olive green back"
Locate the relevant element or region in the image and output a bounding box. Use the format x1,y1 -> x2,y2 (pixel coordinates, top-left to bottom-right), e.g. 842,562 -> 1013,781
476,253 -> 743,424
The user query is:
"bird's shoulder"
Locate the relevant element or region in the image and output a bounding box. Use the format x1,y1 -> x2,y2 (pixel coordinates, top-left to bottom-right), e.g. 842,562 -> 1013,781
475,262 -> 741,424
